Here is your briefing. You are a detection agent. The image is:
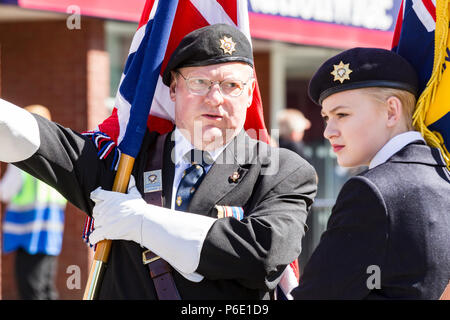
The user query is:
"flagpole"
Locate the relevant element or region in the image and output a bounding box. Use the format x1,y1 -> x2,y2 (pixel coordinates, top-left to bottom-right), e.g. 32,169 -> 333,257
83,153 -> 135,300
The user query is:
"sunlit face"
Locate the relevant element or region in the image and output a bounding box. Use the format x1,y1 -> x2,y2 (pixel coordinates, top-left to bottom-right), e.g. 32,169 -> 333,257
321,89 -> 392,168
169,62 -> 255,151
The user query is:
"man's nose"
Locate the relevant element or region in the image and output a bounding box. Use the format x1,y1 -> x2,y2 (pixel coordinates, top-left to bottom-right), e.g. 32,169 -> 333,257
205,83 -> 224,106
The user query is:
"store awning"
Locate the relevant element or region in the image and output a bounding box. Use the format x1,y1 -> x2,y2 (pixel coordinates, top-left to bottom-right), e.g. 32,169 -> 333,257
2,0 -> 145,22
1,0 -> 400,49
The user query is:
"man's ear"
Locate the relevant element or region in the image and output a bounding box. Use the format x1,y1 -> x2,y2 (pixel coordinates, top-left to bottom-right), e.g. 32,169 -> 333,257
386,96 -> 403,128
247,78 -> 256,108
169,72 -> 177,101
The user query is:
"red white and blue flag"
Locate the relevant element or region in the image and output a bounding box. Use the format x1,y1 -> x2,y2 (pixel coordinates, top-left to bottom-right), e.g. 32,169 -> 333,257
392,0 -> 436,93
82,0 -> 298,298
391,0 -> 450,165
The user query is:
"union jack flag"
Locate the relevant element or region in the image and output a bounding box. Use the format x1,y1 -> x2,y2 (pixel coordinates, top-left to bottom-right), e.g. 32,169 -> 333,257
82,0 -> 299,298
392,0 -> 450,166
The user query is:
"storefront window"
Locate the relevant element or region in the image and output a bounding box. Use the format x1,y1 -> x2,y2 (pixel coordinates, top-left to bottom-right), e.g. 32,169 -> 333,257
105,20 -> 138,109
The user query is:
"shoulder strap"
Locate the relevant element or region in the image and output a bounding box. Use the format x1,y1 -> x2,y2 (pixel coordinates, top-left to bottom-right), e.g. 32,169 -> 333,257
143,132 -> 167,207
142,132 -> 181,300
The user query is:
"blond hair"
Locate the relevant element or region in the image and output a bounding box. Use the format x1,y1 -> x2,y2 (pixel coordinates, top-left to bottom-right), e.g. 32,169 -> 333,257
361,87 -> 416,131
24,104 -> 52,121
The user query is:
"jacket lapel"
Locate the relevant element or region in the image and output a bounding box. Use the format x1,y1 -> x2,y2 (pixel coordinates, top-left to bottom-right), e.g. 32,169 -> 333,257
187,130 -> 253,216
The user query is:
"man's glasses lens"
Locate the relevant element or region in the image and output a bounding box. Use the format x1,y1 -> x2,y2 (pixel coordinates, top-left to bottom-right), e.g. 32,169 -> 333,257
187,78 -> 245,97
179,73 -> 247,97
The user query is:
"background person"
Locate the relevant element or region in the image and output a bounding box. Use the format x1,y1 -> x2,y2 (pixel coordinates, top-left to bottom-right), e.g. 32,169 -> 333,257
276,108 -> 311,159
0,105 -> 67,300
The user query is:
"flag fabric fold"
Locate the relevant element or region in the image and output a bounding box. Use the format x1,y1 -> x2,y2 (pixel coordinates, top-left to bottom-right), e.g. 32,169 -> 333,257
392,0 -> 450,167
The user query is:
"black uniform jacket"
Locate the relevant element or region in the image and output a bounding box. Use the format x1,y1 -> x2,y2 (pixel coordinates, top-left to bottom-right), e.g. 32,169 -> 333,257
15,115 -> 317,299
292,141 -> 450,299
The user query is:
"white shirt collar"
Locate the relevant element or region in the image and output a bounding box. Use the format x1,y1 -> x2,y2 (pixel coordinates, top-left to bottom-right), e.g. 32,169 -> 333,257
173,128 -> 229,165
369,131 -> 425,169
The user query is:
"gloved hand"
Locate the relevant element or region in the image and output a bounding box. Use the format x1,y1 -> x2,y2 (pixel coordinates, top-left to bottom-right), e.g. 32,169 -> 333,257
89,175 -> 146,245
88,175 -> 217,278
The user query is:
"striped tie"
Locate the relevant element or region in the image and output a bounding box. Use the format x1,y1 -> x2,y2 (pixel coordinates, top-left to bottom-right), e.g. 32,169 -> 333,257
175,149 -> 211,212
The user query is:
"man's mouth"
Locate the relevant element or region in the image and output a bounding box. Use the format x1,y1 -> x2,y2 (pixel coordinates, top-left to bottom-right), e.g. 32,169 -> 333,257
202,114 -> 223,120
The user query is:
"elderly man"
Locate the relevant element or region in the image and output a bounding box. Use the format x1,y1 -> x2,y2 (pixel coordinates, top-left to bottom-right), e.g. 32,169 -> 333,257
0,24 -> 317,299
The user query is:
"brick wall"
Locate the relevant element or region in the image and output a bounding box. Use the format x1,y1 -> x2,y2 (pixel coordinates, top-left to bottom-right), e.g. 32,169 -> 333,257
0,17 -> 109,299
253,52 -> 271,130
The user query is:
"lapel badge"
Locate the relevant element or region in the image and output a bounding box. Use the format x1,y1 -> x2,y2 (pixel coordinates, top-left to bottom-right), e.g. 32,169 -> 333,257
143,170 -> 162,193
331,61 -> 352,83
176,196 -> 182,207
229,171 -> 240,183
220,36 -> 236,55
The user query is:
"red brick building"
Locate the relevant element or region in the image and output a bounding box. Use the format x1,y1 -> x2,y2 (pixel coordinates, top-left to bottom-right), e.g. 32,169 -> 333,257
0,15 -> 110,299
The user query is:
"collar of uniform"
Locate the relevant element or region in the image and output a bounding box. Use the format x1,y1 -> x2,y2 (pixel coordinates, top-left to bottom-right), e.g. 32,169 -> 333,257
369,131 -> 425,169
173,128 -> 229,166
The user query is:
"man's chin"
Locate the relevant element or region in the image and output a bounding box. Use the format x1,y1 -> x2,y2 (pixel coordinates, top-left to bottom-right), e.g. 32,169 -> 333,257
198,132 -> 224,151
198,128 -> 235,151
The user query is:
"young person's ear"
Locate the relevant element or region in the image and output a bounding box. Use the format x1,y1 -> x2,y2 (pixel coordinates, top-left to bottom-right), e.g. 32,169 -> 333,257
385,96 -> 403,128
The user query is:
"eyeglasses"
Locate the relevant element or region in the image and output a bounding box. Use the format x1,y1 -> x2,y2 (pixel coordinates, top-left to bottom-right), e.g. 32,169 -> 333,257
176,71 -> 251,97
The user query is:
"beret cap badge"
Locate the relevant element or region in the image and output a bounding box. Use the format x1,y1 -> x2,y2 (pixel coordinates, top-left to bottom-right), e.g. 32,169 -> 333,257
162,24 -> 254,86
308,47 -> 419,105
219,36 -> 236,55
331,61 -> 352,83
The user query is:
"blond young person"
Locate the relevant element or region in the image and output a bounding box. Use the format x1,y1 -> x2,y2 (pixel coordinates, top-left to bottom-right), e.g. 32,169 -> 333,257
292,47 -> 450,299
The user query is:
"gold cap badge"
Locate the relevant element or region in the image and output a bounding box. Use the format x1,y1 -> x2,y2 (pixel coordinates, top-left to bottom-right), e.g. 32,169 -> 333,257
220,36 -> 236,55
331,61 -> 352,83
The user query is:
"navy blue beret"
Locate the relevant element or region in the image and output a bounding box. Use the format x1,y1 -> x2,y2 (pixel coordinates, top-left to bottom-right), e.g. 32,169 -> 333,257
162,24 -> 254,86
308,47 -> 419,105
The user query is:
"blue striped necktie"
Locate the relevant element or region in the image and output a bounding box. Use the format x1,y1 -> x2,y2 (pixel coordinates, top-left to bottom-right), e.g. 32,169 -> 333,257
175,149 -> 211,212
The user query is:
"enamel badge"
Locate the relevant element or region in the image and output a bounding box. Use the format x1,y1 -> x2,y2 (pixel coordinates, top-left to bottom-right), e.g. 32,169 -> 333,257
229,171 -> 240,183
143,170 -> 162,193
176,196 -> 182,207
220,36 -> 236,55
331,61 -> 352,83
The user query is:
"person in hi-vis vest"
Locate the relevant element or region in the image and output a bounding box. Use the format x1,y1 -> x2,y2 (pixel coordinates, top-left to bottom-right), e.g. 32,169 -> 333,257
0,105 -> 67,300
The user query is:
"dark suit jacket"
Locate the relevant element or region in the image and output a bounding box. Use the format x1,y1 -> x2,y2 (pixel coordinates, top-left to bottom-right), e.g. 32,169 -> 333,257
292,141 -> 450,299
16,115 -> 317,299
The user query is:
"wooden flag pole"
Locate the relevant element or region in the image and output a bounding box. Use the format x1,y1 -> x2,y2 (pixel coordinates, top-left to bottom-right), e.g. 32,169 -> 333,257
83,153 -> 135,300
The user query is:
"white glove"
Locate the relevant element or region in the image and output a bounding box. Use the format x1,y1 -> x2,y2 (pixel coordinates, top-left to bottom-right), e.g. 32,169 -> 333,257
0,99 -> 40,162
89,175 -> 216,279
89,175 -> 146,245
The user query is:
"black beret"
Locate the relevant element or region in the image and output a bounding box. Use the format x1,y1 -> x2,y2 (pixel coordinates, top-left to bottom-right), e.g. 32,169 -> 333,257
162,24 -> 254,86
308,47 -> 418,105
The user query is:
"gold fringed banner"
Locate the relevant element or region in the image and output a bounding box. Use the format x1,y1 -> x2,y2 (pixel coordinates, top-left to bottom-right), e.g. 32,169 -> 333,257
413,0 -> 450,168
